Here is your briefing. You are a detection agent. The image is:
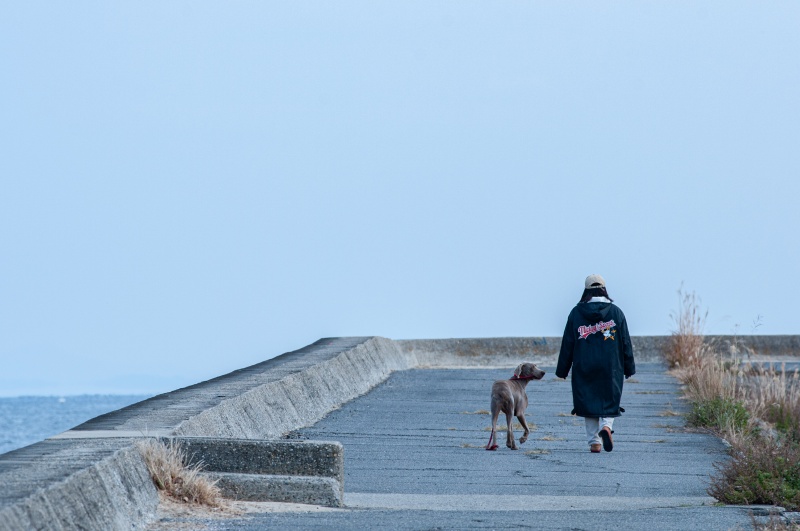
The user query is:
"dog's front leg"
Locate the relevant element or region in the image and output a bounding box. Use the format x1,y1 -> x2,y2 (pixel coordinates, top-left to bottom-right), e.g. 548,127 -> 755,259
505,413 -> 517,450
486,428 -> 498,451
517,413 -> 530,444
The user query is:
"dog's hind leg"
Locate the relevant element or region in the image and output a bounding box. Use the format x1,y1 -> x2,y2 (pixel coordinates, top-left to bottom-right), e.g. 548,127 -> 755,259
506,412 -> 517,450
517,413 -> 530,444
486,404 -> 500,450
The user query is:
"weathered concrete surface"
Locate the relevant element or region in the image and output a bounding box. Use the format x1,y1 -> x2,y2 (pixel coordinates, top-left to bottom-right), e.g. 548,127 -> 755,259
163,363 -> 756,529
175,438 -> 344,506
175,438 -> 343,481
203,473 -> 342,506
0,439 -> 157,531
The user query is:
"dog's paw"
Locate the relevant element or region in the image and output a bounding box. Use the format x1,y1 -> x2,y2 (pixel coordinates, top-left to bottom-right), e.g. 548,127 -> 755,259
519,435 -> 528,444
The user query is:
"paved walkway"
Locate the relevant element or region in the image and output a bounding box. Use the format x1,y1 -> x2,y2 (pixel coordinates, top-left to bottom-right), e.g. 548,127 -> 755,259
160,363 -> 755,529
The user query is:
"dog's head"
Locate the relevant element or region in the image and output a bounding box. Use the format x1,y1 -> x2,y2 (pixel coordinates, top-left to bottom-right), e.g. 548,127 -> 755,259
513,362 -> 546,380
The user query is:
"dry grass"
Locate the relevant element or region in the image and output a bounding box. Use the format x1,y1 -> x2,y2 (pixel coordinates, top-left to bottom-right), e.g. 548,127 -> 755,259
524,449 -> 551,455
741,365 -> 800,440
678,350 -> 740,404
136,438 -> 222,506
461,410 -> 490,415
538,435 -> 566,441
665,288 -> 800,511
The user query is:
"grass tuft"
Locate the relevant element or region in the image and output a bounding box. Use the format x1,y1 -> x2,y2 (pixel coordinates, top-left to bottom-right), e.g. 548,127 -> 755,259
538,435 -> 566,441
136,438 -> 222,506
524,449 -> 551,455
659,407 -> 682,417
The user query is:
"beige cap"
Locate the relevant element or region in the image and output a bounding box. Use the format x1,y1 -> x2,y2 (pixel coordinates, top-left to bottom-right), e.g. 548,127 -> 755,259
584,274 -> 606,289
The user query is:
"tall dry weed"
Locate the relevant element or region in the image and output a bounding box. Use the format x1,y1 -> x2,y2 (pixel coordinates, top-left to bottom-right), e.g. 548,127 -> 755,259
664,288 -> 708,368
136,438 -> 222,506
679,347 -> 740,404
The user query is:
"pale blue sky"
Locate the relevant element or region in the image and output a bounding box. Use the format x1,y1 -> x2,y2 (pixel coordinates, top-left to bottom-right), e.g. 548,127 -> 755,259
2,2 -> 798,396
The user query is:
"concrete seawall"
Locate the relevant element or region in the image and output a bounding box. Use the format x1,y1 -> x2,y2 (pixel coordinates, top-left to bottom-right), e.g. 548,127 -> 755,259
1,337 -> 413,531
1,335 -> 798,530
398,336 -> 669,367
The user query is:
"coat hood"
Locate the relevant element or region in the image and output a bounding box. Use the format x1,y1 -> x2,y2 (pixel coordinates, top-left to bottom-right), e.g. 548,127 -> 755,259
576,301 -> 613,322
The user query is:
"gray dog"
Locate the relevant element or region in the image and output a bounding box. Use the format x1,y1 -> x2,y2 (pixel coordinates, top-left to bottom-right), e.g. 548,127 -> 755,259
486,362 -> 546,450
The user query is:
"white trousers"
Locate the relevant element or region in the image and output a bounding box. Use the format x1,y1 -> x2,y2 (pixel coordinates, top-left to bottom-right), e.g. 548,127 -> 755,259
584,417 -> 614,446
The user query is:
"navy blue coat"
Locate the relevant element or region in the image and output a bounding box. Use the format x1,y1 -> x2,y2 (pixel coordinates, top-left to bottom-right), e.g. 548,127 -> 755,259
555,301 -> 635,418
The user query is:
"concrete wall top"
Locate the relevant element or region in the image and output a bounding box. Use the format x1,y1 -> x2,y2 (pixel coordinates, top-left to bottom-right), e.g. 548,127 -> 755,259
397,335 -> 800,368
397,336 -> 666,367
61,336 -> 413,439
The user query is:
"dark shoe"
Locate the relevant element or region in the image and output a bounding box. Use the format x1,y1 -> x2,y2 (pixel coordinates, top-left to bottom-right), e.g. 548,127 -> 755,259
600,427 -> 613,452
590,443 -> 601,453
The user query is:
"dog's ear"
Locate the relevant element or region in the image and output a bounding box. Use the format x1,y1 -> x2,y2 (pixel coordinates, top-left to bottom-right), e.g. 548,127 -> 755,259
513,364 -> 524,378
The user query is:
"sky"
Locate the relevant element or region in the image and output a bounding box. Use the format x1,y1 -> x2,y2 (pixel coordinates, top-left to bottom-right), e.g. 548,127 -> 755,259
1,2 -> 798,396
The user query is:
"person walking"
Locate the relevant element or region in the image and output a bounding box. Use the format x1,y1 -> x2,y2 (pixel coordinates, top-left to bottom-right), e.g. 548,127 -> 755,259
555,274 -> 635,453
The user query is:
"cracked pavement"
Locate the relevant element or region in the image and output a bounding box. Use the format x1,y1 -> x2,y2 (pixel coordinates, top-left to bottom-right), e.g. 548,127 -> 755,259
156,363 -> 756,530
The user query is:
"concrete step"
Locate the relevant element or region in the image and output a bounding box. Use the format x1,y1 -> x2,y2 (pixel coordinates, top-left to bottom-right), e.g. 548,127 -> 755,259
202,472 -> 342,507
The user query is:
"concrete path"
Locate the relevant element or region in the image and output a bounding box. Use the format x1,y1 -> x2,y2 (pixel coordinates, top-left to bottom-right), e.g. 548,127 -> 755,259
157,362 -> 754,529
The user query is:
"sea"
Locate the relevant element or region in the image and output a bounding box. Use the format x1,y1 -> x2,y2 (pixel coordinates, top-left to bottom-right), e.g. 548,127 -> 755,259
0,395 -> 151,456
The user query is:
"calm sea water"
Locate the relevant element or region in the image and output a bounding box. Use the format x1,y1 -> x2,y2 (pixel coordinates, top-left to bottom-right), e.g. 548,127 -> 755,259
0,395 -> 150,455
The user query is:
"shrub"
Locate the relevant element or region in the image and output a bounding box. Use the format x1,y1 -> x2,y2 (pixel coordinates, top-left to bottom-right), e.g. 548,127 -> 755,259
709,436 -> 800,510
688,397 -> 749,432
